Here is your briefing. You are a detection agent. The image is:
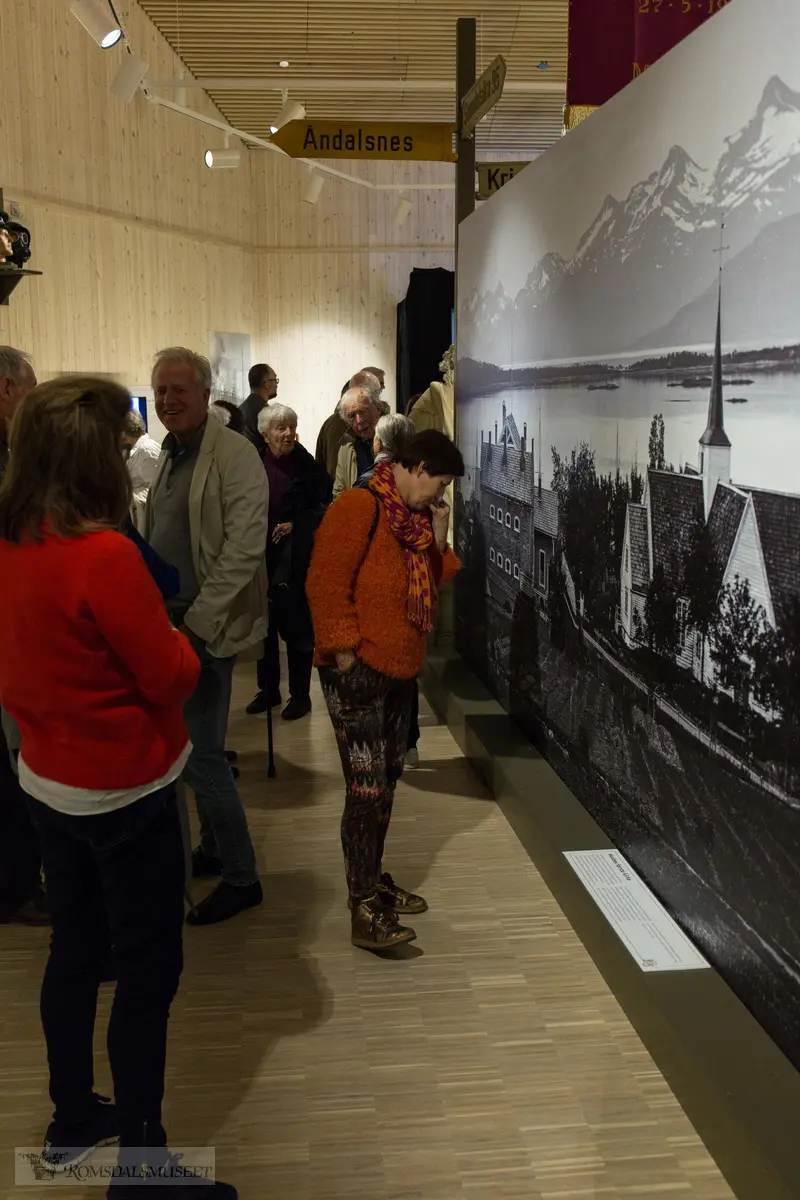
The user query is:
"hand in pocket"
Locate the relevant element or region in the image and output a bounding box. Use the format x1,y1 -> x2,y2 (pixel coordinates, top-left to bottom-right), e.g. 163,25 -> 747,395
335,650 -> 357,673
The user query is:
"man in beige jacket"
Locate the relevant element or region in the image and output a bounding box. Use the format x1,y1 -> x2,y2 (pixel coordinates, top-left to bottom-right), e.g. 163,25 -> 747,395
146,347 -> 268,926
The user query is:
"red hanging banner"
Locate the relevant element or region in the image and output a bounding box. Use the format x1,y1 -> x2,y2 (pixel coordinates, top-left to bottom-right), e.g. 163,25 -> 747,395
566,0 -> 633,129
634,0 -> 730,76
565,0 -> 732,130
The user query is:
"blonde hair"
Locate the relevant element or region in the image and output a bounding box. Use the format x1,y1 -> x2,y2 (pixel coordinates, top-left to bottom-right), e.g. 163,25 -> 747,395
0,375 -> 132,544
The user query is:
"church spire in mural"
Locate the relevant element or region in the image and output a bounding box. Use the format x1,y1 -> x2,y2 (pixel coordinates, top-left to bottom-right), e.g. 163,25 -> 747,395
700,216 -> 731,452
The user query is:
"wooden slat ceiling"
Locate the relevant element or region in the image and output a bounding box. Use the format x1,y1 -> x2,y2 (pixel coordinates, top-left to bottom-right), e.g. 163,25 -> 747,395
138,1 -> 568,156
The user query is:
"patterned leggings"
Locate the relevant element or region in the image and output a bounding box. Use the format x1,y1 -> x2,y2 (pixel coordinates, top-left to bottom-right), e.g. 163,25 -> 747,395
319,661 -> 416,904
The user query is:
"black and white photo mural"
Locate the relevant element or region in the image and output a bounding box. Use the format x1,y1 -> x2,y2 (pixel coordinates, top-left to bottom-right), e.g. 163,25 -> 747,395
455,0 -> 800,1068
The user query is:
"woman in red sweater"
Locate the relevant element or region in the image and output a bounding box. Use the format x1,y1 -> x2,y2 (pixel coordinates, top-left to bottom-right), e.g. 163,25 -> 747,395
306,429 -> 463,952
0,377 -> 231,1197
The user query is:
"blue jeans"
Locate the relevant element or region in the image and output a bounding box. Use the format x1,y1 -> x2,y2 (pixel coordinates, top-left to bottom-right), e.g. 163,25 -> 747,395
183,633 -> 258,887
28,785 -> 184,1135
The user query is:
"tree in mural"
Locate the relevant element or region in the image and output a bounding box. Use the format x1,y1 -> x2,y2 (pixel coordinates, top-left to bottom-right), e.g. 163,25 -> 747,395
648,414 -> 666,471
754,595 -> 800,782
551,444 -> 613,627
644,564 -> 679,660
683,519 -> 723,681
711,574 -> 768,711
547,558 -> 567,648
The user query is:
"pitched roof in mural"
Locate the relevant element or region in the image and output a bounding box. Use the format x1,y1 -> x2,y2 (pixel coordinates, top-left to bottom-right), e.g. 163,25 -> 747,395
534,487 -> 559,538
647,469 -> 704,590
627,503 -> 650,594
743,487 -> 800,618
480,407 -> 534,507
707,483 -> 747,577
500,410 -> 521,451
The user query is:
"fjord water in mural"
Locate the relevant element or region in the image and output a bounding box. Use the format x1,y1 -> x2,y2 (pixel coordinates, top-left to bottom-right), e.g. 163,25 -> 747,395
456,0 -> 800,1068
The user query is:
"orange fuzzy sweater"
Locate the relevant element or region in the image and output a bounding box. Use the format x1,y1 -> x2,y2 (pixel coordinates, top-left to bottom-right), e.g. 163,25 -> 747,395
306,488 -> 460,680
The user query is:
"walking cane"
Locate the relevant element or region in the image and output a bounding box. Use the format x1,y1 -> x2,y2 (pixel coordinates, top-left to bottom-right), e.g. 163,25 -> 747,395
266,699 -> 276,778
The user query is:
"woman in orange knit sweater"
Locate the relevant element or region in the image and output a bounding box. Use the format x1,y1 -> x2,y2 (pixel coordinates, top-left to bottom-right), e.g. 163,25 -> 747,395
306,429 -> 463,952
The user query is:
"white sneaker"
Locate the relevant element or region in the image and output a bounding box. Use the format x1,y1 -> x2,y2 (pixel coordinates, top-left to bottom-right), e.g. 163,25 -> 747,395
405,747 -> 420,769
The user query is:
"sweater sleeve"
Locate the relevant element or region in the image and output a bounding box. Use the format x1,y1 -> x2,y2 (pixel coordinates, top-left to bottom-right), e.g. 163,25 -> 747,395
429,544 -> 461,588
306,489 -> 377,655
87,533 -> 200,707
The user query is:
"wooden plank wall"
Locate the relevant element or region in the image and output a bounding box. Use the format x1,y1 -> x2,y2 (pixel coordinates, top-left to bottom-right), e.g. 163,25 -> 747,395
0,0 -> 455,447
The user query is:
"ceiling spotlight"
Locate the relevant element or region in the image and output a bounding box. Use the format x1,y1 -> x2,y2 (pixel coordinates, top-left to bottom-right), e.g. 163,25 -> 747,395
68,0 -> 122,48
204,147 -> 242,169
394,197 -> 412,227
111,54 -> 149,103
269,99 -> 306,134
279,60 -> 290,68
303,173 -> 324,205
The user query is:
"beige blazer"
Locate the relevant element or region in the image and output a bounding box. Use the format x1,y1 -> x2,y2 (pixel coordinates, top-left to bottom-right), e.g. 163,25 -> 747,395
144,417 -> 269,659
333,439 -> 359,497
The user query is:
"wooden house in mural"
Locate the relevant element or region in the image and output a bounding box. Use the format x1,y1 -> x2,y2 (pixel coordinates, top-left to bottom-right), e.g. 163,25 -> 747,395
618,289 -> 800,712
479,403 -> 558,611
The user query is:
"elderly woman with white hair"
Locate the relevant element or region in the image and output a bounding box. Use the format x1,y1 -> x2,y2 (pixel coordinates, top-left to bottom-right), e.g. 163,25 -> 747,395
354,412 -> 416,489
246,403 -> 331,720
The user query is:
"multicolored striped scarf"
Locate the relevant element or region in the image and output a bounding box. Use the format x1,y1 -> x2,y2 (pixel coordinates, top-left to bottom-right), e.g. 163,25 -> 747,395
369,459 -> 435,632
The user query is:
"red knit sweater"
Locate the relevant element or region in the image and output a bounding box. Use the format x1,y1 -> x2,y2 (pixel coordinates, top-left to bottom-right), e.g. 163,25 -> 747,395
0,529 -> 200,790
306,488 -> 460,680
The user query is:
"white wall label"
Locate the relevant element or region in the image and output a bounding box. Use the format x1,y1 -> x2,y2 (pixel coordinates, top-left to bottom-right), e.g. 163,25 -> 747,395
564,849 -> 709,972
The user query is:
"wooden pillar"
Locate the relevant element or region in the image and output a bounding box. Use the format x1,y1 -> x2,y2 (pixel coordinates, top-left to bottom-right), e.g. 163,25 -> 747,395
455,19 -> 477,237
437,20 -> 476,647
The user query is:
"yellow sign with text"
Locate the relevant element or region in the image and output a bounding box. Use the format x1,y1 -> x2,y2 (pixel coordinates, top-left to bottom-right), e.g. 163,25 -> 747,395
271,121 -> 456,162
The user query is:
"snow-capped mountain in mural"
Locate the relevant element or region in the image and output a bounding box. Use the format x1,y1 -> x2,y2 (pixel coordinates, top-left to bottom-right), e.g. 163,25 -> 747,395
460,76 -> 800,365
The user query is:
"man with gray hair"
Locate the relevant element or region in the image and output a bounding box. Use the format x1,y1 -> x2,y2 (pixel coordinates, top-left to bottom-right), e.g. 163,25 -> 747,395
332,384 -> 385,497
145,347 -> 268,926
0,345 -> 47,926
121,408 -> 161,531
315,366 -> 387,480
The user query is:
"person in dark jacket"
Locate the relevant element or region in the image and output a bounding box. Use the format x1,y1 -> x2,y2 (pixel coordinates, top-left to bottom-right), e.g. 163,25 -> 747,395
247,403 -> 331,720
211,399 -> 246,435
239,363 -> 278,456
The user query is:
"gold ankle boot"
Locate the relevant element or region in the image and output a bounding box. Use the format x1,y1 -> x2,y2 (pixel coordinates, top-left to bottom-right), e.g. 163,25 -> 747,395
350,895 -> 417,951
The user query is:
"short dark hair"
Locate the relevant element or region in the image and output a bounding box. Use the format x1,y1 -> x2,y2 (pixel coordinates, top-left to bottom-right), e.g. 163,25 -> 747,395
341,379 -> 351,397
399,430 -> 464,479
249,363 -> 273,391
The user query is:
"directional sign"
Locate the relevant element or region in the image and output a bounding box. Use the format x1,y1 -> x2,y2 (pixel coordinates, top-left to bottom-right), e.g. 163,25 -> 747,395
271,121 -> 456,162
460,55 -> 507,138
476,161 -> 531,201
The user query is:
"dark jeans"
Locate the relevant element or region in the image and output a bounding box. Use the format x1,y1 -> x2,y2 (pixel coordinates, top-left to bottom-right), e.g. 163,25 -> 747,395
257,587 -> 314,705
0,716 -> 42,914
183,633 -> 258,887
27,785 -> 184,1136
408,680 -> 420,751
319,661 -> 415,903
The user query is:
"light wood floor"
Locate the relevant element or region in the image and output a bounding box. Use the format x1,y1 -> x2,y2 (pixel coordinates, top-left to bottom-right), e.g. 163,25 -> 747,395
0,664 -> 736,1200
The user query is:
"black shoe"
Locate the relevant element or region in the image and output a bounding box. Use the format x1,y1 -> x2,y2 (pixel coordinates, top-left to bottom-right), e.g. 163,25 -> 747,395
186,880 -> 263,926
108,1132 -> 237,1199
191,847 -> 223,879
281,697 -> 312,721
246,689 -> 282,715
108,1173 -> 237,1199
41,1094 -> 119,1172
231,765 -> 240,780
224,749 -> 238,764
4,886 -> 50,926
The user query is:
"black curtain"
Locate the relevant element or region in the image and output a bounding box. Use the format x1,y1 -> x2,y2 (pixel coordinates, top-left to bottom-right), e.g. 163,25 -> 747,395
396,266 -> 455,414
